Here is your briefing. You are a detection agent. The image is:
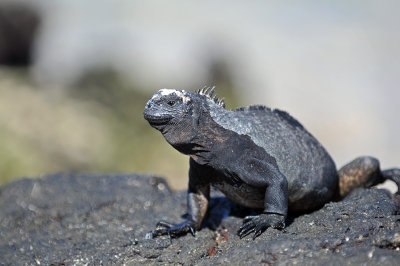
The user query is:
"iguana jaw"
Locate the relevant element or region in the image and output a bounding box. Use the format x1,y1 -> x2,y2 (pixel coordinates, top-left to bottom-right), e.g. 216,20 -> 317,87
143,112 -> 173,126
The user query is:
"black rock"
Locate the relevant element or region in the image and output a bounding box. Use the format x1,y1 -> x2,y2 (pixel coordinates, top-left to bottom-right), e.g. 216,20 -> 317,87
0,173 -> 399,265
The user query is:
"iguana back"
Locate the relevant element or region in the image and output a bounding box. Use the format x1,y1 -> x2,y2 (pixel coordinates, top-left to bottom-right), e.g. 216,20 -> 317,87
209,104 -> 338,209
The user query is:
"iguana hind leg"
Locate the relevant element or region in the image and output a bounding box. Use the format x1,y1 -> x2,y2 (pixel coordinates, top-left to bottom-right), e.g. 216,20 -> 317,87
338,156 -> 400,198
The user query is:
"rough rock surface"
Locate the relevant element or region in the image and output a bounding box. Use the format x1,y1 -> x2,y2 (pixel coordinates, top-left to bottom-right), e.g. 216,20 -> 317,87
0,173 -> 399,265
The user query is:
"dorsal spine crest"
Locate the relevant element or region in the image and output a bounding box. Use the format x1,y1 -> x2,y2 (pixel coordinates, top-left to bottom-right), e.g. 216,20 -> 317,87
196,86 -> 225,108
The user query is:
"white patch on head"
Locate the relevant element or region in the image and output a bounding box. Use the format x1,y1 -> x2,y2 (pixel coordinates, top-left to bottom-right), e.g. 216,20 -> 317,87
153,88 -> 191,103
159,88 -> 177,96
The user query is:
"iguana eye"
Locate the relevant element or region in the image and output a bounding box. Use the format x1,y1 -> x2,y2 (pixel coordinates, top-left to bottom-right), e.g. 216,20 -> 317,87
167,100 -> 176,106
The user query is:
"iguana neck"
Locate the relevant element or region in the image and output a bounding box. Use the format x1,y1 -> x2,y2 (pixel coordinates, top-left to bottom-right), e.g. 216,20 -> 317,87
164,111 -> 229,164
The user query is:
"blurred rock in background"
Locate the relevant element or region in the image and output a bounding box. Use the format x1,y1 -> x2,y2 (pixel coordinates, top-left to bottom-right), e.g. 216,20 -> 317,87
0,2 -> 40,65
0,0 -> 399,191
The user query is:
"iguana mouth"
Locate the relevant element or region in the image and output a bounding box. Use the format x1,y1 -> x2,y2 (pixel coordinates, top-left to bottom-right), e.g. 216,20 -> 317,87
143,113 -> 172,125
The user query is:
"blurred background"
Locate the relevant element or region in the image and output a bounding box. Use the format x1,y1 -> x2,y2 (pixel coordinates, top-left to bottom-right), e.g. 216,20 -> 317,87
0,0 -> 399,190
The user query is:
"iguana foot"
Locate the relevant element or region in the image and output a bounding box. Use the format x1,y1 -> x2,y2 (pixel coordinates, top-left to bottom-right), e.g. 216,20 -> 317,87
238,213 -> 285,239
145,220 -> 196,239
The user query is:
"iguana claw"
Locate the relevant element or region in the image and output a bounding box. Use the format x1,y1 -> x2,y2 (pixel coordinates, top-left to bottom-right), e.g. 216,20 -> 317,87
238,213 -> 285,239
145,220 -> 196,239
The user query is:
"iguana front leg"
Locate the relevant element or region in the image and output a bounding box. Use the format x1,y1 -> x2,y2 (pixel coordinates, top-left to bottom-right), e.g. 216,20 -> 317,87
145,159 -> 210,239
235,158 -> 288,239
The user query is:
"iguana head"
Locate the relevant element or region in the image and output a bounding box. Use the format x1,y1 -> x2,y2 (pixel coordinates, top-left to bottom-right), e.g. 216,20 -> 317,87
143,87 -> 225,152
144,88 -> 193,130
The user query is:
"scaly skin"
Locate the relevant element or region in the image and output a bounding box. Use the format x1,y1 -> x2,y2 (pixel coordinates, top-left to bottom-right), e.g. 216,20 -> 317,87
143,87 -> 400,239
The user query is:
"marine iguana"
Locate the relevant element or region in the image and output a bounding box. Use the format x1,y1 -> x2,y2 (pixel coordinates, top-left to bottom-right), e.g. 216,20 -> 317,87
143,87 -> 400,239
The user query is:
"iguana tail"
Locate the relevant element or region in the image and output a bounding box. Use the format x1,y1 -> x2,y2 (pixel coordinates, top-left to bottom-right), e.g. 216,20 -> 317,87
337,156 -> 400,199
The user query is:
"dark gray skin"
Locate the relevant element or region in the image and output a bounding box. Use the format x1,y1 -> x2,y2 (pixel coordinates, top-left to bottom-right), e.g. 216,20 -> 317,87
143,87 -> 400,239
